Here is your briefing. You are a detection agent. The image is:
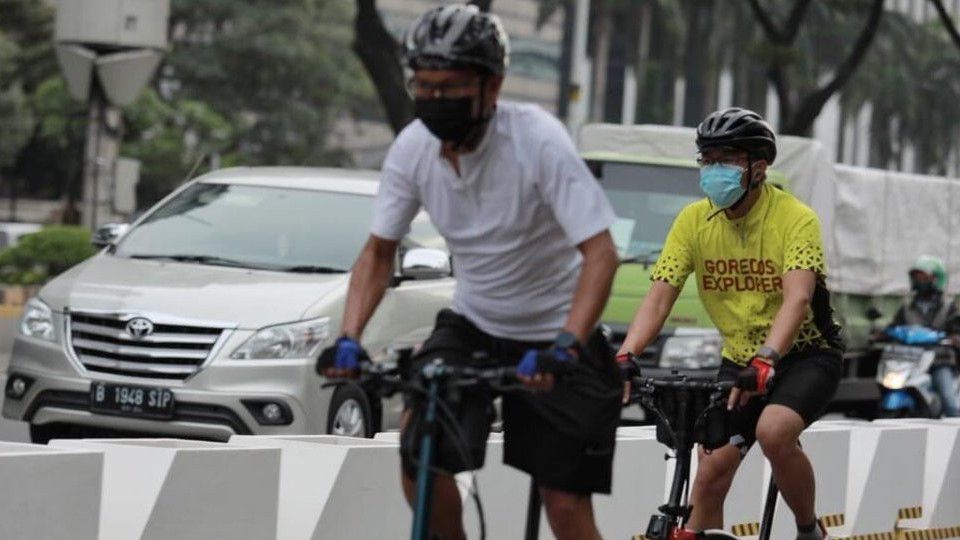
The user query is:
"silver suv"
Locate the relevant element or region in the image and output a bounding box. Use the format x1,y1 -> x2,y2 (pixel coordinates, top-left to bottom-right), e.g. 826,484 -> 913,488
3,167 -> 453,442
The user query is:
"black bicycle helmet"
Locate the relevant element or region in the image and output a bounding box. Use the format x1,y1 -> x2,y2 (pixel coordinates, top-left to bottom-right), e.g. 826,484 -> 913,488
696,107 -> 777,164
403,4 -> 510,76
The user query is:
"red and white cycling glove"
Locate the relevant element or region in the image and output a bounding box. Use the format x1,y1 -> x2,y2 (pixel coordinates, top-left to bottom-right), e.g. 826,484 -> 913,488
735,349 -> 778,394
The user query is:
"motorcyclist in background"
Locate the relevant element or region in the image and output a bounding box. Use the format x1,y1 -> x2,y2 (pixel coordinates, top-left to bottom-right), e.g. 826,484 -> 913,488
885,255 -> 960,417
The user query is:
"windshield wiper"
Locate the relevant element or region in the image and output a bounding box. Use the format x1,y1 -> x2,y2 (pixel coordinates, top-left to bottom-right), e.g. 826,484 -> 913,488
127,253 -> 268,270
281,265 -> 348,274
619,249 -> 662,265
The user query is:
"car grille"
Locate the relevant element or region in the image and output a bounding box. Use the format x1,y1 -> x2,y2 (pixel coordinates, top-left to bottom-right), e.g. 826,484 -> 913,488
68,312 -> 226,380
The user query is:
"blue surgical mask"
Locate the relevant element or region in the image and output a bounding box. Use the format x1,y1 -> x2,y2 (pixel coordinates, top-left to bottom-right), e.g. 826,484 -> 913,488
699,164 -> 746,209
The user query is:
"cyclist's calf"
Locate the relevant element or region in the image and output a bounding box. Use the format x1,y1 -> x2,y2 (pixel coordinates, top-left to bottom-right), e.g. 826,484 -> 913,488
541,488 -> 602,540
688,445 -> 741,530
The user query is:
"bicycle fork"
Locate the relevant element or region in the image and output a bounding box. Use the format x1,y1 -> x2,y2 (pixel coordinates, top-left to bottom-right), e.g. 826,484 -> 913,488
411,377 -> 440,540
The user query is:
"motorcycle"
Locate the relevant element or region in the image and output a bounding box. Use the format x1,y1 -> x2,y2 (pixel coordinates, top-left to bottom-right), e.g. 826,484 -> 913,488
874,325 -> 958,418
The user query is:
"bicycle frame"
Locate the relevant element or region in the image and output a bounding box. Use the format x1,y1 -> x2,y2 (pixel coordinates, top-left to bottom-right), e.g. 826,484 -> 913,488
395,358 -> 543,540
633,376 -> 780,540
411,374 -> 442,540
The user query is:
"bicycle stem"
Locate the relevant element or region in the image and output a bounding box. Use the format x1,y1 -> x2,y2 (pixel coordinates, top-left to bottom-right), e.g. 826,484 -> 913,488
664,386 -> 692,522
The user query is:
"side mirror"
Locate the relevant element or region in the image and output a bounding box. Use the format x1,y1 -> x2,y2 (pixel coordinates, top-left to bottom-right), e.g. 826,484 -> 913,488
865,307 -> 883,322
91,223 -> 130,249
401,248 -> 451,280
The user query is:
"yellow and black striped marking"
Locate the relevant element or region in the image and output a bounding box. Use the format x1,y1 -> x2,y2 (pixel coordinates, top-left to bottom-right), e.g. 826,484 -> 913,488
822,513 -> 846,527
731,522 -> 761,536
899,525 -> 960,540
899,507 -> 924,520
835,532 -> 897,540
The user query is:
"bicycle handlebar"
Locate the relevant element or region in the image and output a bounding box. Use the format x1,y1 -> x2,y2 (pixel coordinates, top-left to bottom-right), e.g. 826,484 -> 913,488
324,356 -> 527,397
632,377 -> 735,391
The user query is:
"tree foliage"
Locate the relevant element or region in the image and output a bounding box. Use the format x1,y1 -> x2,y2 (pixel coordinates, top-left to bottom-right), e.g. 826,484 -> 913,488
2,0 -> 375,211
166,0 -> 373,167
0,226 -> 95,284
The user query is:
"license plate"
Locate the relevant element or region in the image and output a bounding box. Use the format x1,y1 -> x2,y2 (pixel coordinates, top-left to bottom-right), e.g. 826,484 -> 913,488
89,382 -> 175,420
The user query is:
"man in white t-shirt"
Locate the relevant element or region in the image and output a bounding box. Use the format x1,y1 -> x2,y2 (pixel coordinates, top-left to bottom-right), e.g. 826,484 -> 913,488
317,5 -> 620,539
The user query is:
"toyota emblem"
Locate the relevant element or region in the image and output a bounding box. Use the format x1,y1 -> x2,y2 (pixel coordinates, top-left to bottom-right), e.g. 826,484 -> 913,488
125,317 -> 155,339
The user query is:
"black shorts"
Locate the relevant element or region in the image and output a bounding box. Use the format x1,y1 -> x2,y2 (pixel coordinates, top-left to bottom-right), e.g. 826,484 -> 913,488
400,309 -> 623,494
718,347 -> 842,449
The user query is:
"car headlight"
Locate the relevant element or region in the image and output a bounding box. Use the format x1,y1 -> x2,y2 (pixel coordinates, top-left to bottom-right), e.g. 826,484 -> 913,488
19,298 -> 56,342
660,333 -> 722,369
231,317 -> 331,360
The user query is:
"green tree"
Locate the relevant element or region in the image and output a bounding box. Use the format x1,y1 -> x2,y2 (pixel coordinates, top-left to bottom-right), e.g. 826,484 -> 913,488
0,226 -> 95,284
14,77 -> 85,201
122,90 -> 234,206
0,30 -> 34,170
166,0 -> 374,166
747,0 -> 884,136
844,11 -> 960,174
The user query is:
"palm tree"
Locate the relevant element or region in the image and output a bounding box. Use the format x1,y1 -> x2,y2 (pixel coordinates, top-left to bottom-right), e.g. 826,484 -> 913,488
843,10 -> 960,174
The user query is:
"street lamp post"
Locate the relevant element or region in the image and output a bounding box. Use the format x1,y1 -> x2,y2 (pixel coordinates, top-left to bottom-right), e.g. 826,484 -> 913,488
54,0 -> 170,230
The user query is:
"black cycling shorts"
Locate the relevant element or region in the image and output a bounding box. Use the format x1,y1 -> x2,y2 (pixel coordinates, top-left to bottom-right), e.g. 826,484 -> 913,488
719,347 -> 842,449
400,309 -> 623,494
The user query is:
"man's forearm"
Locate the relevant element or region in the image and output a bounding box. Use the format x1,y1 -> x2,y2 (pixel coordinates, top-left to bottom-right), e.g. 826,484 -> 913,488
341,242 -> 397,339
564,241 -> 618,342
763,296 -> 809,356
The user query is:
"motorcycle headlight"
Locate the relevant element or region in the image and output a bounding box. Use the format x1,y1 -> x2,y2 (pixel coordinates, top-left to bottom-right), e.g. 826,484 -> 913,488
231,317 -> 331,360
19,298 -> 56,342
879,360 -> 915,390
660,333 -> 722,369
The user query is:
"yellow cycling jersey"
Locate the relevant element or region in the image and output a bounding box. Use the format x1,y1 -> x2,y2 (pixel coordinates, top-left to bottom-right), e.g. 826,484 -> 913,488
651,184 -> 842,365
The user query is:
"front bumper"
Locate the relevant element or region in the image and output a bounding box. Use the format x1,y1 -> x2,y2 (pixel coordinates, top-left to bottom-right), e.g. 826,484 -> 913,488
3,334 -> 337,441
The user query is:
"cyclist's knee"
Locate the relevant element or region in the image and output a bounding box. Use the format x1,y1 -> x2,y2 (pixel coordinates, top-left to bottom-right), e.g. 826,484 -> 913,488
756,414 -> 802,460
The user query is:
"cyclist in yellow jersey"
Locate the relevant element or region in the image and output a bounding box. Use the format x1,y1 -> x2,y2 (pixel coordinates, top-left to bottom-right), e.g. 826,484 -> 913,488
618,108 -> 843,540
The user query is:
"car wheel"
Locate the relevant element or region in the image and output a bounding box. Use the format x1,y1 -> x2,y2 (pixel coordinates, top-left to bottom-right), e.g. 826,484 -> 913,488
327,383 -> 377,438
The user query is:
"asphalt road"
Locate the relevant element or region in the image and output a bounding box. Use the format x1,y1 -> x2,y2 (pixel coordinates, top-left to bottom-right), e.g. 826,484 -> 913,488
0,311 -> 30,442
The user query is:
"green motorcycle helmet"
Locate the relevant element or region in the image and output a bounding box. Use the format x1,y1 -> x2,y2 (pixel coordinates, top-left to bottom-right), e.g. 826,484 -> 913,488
909,255 -> 947,292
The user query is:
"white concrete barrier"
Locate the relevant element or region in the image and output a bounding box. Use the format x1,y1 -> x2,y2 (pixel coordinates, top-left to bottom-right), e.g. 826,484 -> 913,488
816,422 -> 926,539
459,435 -> 537,539
52,439 -> 280,540
593,428 -> 670,540
872,419 -> 960,532
6,419 -> 953,540
766,423 -> 852,540
229,434 -> 408,540
715,442 -> 766,536
0,442 -> 102,540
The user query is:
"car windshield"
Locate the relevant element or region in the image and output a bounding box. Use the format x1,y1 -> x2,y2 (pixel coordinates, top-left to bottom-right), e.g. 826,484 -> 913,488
115,182 -> 440,271
590,160 -> 702,262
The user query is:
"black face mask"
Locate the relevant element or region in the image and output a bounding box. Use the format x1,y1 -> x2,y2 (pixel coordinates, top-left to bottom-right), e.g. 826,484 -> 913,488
912,280 -> 937,297
414,97 -> 480,146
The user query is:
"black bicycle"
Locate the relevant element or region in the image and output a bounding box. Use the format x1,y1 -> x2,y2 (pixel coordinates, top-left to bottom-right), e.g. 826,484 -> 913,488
628,371 -> 782,540
326,355 -> 546,540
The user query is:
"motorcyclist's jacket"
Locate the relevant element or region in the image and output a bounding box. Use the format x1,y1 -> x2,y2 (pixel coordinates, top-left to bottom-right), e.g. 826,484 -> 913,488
651,184 -> 843,365
889,293 -> 960,368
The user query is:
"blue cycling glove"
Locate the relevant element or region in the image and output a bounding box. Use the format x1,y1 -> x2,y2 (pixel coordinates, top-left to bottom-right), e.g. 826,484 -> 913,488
316,337 -> 369,375
517,346 -> 576,378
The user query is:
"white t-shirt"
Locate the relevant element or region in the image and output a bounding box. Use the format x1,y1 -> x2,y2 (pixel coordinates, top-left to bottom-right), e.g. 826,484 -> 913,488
371,102 -> 616,341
